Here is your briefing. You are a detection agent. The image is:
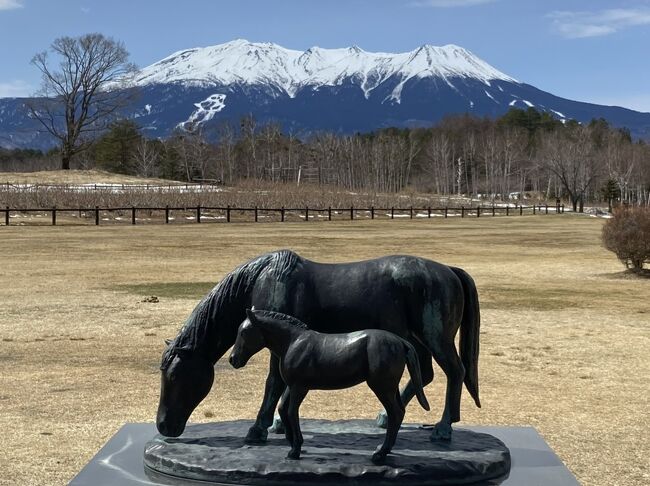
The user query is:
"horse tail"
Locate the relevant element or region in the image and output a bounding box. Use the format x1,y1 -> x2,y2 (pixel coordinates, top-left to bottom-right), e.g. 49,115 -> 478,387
403,341 -> 430,411
451,267 -> 481,408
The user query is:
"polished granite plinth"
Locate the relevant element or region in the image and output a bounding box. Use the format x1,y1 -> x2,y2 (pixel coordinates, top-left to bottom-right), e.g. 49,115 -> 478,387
70,421 -> 579,486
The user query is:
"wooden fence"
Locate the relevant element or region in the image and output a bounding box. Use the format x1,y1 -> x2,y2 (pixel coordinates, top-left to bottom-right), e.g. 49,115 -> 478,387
1,203 -> 565,226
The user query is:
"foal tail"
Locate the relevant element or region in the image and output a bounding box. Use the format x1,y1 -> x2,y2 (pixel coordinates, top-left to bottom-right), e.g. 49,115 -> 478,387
404,341 -> 430,411
451,267 -> 481,408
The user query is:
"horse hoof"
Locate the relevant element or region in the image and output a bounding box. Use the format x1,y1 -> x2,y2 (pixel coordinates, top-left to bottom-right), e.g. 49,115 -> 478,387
244,425 -> 268,444
429,423 -> 452,441
270,417 -> 285,434
371,451 -> 387,464
287,449 -> 300,460
376,411 -> 388,429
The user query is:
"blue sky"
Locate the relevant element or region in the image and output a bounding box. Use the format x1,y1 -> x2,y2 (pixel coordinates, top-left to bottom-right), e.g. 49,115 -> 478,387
1,0 -> 649,112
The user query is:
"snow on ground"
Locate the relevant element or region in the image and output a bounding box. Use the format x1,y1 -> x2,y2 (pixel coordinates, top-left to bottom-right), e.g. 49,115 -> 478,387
522,100 -> 534,107
3,183 -> 222,194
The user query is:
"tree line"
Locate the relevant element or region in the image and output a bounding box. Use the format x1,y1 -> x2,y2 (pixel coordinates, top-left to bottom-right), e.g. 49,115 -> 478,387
2,107 -> 649,211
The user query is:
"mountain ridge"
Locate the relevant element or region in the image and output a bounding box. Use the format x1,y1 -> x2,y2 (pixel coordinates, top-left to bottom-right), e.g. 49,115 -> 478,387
1,39 -> 649,149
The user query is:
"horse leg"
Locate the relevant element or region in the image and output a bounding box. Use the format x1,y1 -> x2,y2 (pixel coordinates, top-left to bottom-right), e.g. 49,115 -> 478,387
377,339 -> 433,428
429,339 -> 465,441
369,364 -> 405,464
245,353 -> 286,444
370,386 -> 404,464
286,387 -> 308,460
277,388 -> 293,445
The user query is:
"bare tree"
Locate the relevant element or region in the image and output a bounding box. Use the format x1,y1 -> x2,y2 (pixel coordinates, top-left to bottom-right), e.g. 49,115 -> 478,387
28,33 -> 136,170
132,138 -> 160,178
542,126 -> 601,212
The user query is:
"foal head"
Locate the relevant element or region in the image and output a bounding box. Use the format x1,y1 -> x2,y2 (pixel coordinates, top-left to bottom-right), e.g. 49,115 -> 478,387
229,309 -> 265,369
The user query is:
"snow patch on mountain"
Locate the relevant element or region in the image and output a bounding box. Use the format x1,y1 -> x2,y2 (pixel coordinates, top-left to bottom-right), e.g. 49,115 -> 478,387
485,90 -> 499,103
135,39 -> 518,102
179,94 -> 227,129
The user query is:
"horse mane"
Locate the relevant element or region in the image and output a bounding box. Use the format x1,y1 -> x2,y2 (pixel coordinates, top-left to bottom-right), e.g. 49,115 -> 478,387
253,310 -> 309,330
161,250 -> 300,369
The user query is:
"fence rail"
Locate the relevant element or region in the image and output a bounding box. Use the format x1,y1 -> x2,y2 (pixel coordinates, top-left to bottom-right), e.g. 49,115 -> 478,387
1,203 -> 565,227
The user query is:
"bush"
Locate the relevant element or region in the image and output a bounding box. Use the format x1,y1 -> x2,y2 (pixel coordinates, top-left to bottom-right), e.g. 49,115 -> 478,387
602,206 -> 650,272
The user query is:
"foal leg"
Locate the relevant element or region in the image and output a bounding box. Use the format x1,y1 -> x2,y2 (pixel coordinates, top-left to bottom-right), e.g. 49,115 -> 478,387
429,339 -> 465,441
286,387 -> 308,460
245,353 -> 286,444
277,388 -> 293,445
377,339 -> 433,428
370,381 -> 405,464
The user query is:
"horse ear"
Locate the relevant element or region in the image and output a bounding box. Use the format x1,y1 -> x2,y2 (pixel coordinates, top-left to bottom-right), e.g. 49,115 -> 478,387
164,339 -> 172,346
246,308 -> 256,322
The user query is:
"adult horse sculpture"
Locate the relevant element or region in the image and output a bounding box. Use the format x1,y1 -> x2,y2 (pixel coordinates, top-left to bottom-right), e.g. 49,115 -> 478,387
157,250 -> 480,443
229,309 -> 431,463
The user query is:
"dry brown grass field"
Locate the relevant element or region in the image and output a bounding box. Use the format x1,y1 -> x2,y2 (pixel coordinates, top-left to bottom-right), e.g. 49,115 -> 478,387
0,216 -> 648,486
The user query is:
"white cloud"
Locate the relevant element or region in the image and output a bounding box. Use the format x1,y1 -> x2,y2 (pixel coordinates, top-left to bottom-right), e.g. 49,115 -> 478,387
549,8 -> 650,38
0,80 -> 32,98
413,0 -> 497,7
0,0 -> 23,11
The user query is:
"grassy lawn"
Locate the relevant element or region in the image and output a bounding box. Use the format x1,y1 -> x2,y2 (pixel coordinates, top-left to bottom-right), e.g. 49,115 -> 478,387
0,216 -> 647,485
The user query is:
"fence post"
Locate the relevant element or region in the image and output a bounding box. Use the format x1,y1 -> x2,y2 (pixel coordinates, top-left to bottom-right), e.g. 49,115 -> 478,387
226,205 -> 231,223
428,206 -> 431,218
561,204 -> 565,214
520,205 -> 523,216
391,207 -> 394,219
305,206 -> 309,221
254,206 -> 258,222
165,206 -> 170,224
533,204 -> 536,215
350,206 -> 354,221
506,206 -> 510,216
328,206 -> 332,221
197,205 -> 201,223
371,207 -> 374,220
477,205 -> 480,218
461,206 -> 465,218
281,207 -> 285,222
132,207 -> 136,225
410,206 -> 413,219
492,205 -> 495,217
444,207 -> 448,219
5,206 -> 8,226
95,206 -> 100,226
52,206 -> 56,226
545,204 -> 548,215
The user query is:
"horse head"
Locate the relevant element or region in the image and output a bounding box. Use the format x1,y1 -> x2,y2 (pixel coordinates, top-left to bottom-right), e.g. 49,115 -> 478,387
156,340 -> 215,437
229,309 -> 265,369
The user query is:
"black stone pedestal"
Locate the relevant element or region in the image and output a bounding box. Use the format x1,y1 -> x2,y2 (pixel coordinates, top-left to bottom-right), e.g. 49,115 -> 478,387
144,420 -> 509,485
69,421 -> 580,486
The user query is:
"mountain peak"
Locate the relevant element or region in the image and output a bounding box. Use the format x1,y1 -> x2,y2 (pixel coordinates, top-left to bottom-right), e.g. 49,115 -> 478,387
135,40 -> 518,97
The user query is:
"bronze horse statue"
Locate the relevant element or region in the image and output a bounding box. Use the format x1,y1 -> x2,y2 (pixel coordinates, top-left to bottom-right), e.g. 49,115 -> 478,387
157,250 -> 480,443
229,309 -> 431,463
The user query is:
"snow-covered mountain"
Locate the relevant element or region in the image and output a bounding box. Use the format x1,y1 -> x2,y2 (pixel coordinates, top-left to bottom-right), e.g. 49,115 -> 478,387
1,39 -> 650,149
134,39 -> 516,100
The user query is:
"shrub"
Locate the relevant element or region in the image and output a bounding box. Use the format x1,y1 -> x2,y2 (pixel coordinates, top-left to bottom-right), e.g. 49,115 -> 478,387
602,206 -> 650,272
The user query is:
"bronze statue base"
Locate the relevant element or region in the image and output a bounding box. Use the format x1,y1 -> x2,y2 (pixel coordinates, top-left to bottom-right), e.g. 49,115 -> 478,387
144,419 -> 511,485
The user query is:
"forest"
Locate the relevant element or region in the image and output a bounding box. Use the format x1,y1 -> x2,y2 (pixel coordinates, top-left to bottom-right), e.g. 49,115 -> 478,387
2,108 -> 648,211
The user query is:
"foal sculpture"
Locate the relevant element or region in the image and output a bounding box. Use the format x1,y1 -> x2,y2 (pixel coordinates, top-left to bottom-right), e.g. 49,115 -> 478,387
157,250 -> 480,444
229,309 -> 431,463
